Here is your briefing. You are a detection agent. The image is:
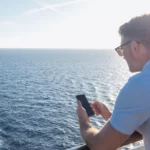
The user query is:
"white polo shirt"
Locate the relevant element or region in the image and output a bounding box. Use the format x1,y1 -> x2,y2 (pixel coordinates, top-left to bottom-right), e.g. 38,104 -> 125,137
110,60 -> 150,150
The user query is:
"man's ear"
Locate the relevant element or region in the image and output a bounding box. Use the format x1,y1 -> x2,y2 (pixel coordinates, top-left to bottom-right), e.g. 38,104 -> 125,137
131,41 -> 140,58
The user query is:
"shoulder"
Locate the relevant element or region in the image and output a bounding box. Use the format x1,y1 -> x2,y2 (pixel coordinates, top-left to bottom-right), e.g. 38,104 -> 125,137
115,73 -> 150,108
119,73 -> 143,97
128,70 -> 150,87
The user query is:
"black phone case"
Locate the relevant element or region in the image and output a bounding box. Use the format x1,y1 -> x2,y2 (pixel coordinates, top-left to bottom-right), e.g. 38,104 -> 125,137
76,94 -> 94,117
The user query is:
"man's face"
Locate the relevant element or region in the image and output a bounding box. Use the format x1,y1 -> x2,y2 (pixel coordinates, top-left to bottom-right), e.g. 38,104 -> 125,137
120,37 -> 135,72
116,36 -> 147,72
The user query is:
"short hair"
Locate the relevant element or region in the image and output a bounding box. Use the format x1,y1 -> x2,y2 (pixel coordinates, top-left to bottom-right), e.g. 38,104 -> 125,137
119,14 -> 150,48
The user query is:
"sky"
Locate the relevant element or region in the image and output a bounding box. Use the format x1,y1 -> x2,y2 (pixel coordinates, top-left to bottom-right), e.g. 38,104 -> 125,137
0,0 -> 150,49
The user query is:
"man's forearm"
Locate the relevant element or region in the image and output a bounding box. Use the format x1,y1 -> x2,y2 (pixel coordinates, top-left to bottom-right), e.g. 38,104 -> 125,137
77,131 -> 142,150
79,122 -> 100,149
106,113 -> 143,146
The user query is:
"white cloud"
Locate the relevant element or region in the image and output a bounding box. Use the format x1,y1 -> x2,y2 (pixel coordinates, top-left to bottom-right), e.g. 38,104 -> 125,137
0,0 -> 120,49
32,0 -> 46,7
0,20 -> 15,26
1,0 -> 150,49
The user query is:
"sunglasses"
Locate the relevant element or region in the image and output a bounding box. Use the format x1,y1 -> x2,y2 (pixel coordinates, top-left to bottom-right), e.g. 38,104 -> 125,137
115,40 -> 141,56
115,41 -> 132,56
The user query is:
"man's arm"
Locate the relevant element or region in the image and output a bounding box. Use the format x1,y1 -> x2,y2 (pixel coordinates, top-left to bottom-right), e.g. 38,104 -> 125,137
79,120 -> 129,150
77,100 -> 130,150
76,131 -> 142,150
90,101 -> 143,147
77,100 -> 143,150
80,121 -> 142,150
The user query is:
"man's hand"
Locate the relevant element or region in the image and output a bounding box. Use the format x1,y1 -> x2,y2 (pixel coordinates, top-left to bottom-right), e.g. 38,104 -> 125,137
90,101 -> 111,121
77,100 -> 90,127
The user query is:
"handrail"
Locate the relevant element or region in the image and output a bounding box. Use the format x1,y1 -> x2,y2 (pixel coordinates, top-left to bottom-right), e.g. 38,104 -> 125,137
68,145 -> 145,150
67,145 -> 90,150
76,145 -> 90,150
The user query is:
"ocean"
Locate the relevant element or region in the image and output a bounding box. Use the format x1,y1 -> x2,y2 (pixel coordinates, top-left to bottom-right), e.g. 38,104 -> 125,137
0,49 -> 140,150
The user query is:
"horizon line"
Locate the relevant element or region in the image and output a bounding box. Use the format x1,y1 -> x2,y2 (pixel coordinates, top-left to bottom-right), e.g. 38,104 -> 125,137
0,48 -> 113,50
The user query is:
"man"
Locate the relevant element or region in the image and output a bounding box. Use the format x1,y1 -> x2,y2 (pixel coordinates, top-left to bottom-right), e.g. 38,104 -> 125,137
77,14 -> 150,150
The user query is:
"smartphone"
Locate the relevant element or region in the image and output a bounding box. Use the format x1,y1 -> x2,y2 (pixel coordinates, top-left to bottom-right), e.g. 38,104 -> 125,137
76,94 -> 95,117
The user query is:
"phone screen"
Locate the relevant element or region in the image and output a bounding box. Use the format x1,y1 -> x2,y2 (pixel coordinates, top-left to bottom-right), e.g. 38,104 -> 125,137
76,94 -> 94,117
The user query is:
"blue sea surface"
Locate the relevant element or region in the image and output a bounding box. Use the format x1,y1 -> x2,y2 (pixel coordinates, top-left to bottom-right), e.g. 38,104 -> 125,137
0,49 -> 138,150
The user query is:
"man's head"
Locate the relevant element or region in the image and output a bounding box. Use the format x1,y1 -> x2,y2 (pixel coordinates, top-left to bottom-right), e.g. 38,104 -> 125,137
116,14 -> 150,72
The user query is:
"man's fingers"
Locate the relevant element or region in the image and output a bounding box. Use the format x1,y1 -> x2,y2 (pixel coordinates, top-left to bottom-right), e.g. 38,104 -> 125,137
92,107 -> 101,115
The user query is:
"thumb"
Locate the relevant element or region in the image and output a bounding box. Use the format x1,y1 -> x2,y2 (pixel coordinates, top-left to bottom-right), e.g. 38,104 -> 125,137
77,100 -> 82,108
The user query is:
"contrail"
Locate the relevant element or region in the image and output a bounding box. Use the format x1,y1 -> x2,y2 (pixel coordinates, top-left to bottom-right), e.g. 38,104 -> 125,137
25,0 -> 88,16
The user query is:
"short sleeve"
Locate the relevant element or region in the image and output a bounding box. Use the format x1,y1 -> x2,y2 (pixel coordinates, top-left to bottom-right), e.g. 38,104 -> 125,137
110,78 -> 150,135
